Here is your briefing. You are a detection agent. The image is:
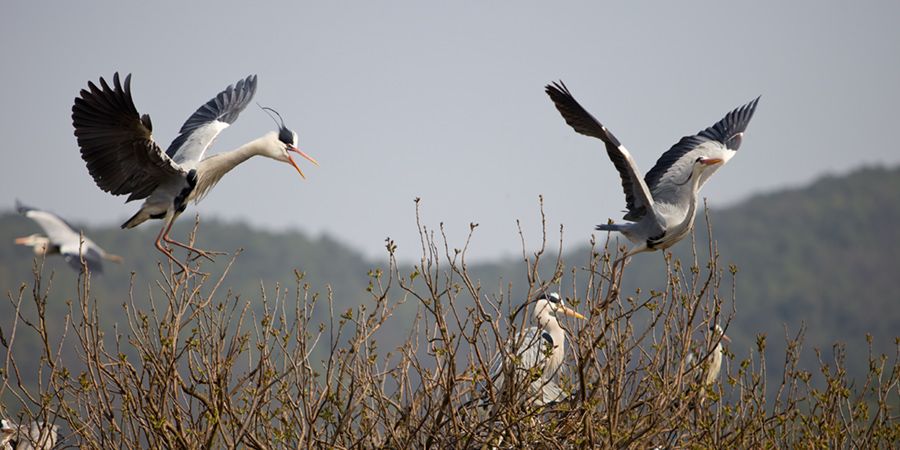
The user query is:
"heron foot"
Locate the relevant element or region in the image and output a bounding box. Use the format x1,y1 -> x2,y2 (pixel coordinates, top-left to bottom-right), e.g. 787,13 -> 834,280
188,249 -> 226,262
163,237 -> 219,263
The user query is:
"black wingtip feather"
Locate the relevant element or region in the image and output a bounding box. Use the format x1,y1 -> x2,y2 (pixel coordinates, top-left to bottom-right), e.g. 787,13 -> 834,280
15,199 -> 30,215
698,96 -> 760,149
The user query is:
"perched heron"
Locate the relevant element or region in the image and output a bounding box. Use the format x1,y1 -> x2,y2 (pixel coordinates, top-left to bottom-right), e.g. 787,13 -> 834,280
0,420 -> 14,449
14,200 -> 122,273
482,292 -> 586,407
685,324 -> 731,388
546,81 -> 759,261
666,325 -> 731,446
72,73 -> 318,273
0,421 -> 58,450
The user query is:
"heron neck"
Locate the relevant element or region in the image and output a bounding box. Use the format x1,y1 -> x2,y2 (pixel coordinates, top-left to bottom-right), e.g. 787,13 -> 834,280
218,138 -> 270,168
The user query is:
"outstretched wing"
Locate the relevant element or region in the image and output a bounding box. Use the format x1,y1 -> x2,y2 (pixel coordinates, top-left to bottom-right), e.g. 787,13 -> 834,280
16,200 -> 80,247
165,75 -> 258,167
640,97 -> 759,212
546,81 -> 655,221
64,247 -> 104,274
73,73 -> 186,202
17,201 -> 106,273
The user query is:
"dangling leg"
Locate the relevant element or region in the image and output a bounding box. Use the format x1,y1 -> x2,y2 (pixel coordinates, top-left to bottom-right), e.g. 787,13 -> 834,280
611,242 -> 648,270
155,213 -> 190,274
159,215 -> 218,262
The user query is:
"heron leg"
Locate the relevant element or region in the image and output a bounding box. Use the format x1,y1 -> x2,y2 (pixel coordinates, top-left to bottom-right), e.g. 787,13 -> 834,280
161,232 -> 219,263
155,220 -> 190,274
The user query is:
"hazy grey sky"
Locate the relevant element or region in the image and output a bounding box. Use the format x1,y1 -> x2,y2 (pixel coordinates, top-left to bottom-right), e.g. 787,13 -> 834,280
2,2 -> 899,260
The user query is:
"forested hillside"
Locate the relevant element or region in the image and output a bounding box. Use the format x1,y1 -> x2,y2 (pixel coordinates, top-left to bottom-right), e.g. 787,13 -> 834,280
1,166 -> 898,397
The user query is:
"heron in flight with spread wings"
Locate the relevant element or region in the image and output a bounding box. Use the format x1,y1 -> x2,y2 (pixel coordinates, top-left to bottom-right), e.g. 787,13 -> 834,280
72,74 -> 318,273
14,200 -> 122,273
545,82 -> 759,261
481,292 -> 585,407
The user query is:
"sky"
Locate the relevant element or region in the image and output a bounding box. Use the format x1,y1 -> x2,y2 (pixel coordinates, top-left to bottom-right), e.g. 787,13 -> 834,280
2,2 -> 899,261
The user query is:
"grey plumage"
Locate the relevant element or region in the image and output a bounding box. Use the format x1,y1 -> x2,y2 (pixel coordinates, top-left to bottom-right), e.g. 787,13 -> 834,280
15,200 -> 121,273
546,81 -> 759,259
480,292 -> 585,407
0,421 -> 58,450
165,75 -> 258,164
71,73 -> 317,273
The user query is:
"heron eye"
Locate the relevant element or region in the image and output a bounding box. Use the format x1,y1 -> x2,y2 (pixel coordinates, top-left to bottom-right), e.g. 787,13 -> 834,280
695,157 -> 703,163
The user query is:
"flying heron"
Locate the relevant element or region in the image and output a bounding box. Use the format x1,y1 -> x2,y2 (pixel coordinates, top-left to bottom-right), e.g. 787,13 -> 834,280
482,292 -> 586,407
72,73 -> 318,273
545,81 -> 759,262
14,200 -> 122,273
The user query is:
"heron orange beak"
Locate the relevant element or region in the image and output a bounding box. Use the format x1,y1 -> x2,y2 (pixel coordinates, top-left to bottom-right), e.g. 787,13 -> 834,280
700,157 -> 724,166
560,306 -> 586,320
721,334 -> 731,343
14,236 -> 30,245
286,146 -> 319,179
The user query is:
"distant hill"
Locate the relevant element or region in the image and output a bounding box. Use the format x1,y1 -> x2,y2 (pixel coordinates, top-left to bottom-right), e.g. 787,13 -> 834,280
1,165 -> 898,395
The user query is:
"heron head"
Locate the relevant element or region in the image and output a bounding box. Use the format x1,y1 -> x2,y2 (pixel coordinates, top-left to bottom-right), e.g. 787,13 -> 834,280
0,420 -> 14,442
260,106 -> 319,179
534,292 -> 586,326
14,234 -> 50,254
711,324 -> 731,343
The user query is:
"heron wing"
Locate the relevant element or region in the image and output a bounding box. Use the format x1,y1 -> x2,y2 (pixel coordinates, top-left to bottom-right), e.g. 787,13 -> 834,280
73,73 -> 186,202
63,247 -> 104,274
165,75 -> 258,166
546,81 -> 655,220
485,327 -> 545,388
16,201 -> 81,246
533,378 -> 567,406
641,97 -> 759,211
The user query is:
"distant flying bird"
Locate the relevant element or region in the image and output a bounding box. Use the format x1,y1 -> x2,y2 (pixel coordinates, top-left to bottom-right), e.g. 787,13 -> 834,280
482,292 -> 585,407
14,200 -> 122,273
546,81 -> 759,261
72,73 -> 318,273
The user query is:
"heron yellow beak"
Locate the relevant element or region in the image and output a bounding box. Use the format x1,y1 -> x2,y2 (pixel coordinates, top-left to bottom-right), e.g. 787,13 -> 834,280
700,157 -> 724,166
286,146 -> 318,179
560,306 -> 586,320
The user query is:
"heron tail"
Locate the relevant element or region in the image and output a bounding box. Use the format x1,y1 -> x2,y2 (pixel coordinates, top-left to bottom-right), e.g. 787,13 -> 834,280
595,223 -> 624,232
121,210 -> 148,229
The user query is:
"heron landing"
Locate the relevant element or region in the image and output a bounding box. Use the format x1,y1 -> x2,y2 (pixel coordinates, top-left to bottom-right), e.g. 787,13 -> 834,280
546,81 -> 759,264
72,74 -> 318,274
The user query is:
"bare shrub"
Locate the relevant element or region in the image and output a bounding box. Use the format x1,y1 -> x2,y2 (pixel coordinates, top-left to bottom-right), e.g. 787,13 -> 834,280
0,205 -> 897,448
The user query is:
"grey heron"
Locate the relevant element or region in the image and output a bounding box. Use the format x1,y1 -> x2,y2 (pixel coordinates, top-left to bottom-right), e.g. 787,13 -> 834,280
483,292 -> 585,407
0,420 -> 14,450
72,73 -> 318,273
14,200 -> 122,273
0,421 -> 58,450
666,325 -> 731,446
685,324 -> 730,388
545,81 -> 759,261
